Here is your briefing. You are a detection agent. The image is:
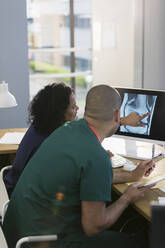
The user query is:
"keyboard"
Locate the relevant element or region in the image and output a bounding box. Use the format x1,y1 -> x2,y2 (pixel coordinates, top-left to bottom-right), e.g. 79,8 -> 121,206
111,154 -> 136,171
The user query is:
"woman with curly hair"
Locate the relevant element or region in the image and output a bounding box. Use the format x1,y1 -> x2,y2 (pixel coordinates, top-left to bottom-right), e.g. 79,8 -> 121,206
4,82 -> 79,197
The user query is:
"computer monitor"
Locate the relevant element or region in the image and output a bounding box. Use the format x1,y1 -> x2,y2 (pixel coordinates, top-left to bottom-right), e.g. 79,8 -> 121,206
102,87 -> 165,159
115,87 -> 165,145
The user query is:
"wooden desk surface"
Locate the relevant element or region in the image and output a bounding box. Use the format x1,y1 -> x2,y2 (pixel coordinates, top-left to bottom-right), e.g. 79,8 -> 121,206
113,156 -> 165,221
0,128 -> 27,154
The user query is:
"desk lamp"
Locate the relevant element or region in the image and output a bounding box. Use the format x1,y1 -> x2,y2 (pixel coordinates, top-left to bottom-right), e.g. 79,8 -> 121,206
0,81 -> 17,108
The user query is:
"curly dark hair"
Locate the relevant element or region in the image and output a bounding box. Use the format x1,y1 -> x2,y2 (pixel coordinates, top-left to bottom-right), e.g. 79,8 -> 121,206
28,82 -> 73,135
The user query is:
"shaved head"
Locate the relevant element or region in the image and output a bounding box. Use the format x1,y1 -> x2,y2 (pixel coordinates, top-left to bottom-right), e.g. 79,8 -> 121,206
84,84 -> 121,121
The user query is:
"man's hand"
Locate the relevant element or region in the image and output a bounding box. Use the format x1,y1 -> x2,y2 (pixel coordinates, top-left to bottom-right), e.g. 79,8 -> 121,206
120,112 -> 150,127
122,183 -> 152,204
131,159 -> 155,181
106,149 -> 114,158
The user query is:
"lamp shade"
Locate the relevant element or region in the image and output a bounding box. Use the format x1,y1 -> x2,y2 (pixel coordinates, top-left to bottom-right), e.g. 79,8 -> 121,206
0,81 -> 17,108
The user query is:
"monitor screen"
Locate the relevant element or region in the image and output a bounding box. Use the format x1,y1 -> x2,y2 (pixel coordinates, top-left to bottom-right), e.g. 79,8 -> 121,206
115,87 -> 165,143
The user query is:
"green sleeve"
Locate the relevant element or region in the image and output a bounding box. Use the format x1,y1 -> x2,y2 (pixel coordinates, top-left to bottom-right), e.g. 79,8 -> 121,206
80,154 -> 113,202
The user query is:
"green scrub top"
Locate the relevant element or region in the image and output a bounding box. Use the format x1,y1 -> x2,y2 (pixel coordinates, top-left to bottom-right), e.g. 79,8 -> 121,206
3,119 -> 113,248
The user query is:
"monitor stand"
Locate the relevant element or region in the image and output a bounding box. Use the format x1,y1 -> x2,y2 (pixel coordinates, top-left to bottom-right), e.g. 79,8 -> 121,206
102,137 -> 163,160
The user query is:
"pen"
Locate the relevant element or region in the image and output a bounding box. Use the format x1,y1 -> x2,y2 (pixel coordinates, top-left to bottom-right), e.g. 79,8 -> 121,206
152,144 -> 155,160
152,153 -> 163,160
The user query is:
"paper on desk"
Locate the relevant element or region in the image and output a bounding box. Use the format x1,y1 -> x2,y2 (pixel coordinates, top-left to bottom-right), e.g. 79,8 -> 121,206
158,197 -> 165,204
160,188 -> 165,193
0,132 -> 25,144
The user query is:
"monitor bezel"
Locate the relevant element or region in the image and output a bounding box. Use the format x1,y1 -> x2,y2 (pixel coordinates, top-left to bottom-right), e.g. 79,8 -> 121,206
115,87 -> 165,144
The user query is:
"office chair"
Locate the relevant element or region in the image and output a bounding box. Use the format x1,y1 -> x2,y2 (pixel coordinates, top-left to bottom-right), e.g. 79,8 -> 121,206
150,204 -> 165,248
0,166 -> 58,247
0,165 -> 12,179
0,225 -> 8,248
0,166 -> 10,223
0,225 -> 58,248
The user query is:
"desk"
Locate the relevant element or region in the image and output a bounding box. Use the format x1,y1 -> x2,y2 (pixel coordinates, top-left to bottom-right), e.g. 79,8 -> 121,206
0,128 -> 27,168
1,129 -> 165,221
113,156 -> 165,221
0,128 -> 27,155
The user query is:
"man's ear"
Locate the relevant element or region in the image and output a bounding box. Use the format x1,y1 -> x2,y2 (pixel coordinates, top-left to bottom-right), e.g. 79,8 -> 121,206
115,109 -> 120,123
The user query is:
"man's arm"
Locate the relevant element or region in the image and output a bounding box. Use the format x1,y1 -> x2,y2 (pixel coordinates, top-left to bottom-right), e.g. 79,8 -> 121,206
81,184 -> 151,236
112,169 -> 134,184
112,159 -> 155,184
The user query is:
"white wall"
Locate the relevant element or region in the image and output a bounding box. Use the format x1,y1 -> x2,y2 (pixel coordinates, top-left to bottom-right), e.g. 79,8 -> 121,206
133,0 -> 144,88
92,0 -> 165,91
143,0 -> 165,90
0,0 -> 29,128
92,0 -> 134,88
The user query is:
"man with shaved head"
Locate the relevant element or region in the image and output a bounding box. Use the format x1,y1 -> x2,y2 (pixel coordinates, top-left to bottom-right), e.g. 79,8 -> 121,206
3,84 -> 154,248
85,84 -> 121,120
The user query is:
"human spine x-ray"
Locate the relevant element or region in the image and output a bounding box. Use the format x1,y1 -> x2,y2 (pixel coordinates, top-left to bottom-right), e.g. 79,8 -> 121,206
120,93 -> 157,135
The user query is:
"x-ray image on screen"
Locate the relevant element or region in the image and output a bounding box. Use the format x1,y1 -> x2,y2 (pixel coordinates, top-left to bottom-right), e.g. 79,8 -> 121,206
120,93 -> 157,135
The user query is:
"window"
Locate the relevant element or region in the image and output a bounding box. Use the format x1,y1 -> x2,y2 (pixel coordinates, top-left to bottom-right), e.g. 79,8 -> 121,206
27,0 -> 92,117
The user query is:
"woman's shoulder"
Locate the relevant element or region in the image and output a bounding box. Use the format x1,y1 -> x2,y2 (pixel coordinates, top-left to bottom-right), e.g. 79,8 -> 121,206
20,124 -> 46,146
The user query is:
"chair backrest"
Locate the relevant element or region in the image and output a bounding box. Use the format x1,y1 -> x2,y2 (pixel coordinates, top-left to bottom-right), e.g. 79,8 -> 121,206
0,225 -> 8,248
0,172 -> 9,218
